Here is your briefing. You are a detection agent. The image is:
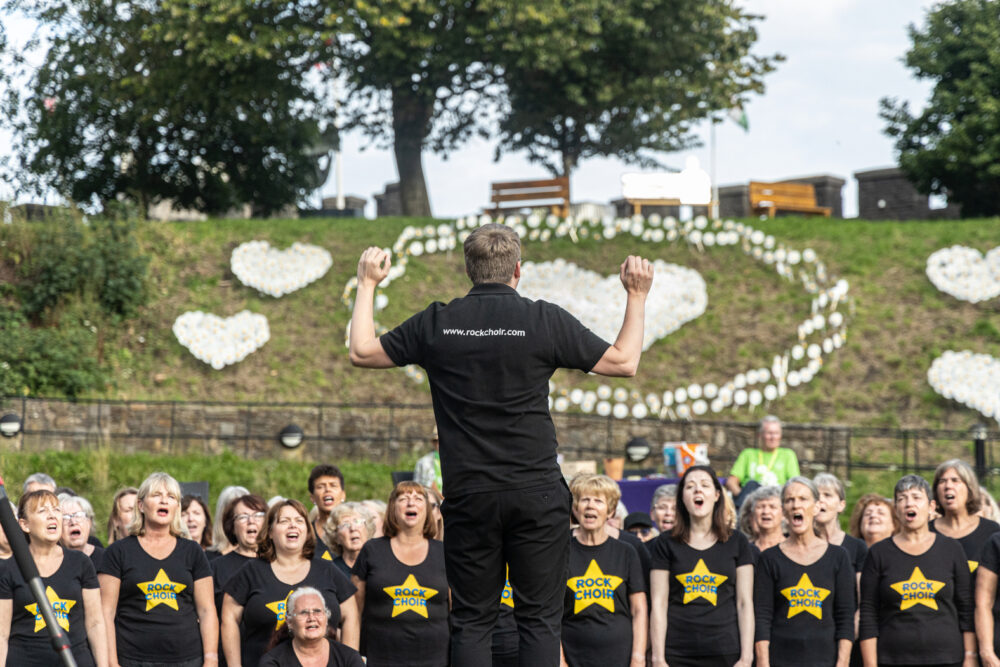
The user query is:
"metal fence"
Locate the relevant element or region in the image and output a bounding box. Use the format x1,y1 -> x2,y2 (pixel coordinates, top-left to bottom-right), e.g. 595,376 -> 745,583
1,396 -> 996,480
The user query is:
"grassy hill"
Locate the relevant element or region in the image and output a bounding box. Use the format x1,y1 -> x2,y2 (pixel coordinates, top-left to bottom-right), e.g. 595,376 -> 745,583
9,215 -> 1000,429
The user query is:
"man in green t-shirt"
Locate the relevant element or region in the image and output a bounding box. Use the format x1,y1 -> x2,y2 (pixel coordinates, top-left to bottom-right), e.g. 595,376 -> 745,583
725,415 -> 800,507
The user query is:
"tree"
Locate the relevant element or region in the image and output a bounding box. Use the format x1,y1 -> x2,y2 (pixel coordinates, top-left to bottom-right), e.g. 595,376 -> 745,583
881,0 -> 1000,217
489,0 -> 780,177
2,0 -> 333,216
326,0 -> 497,216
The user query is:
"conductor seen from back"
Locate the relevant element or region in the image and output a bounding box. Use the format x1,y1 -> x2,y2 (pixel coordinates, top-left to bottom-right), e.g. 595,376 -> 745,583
349,223 -> 654,667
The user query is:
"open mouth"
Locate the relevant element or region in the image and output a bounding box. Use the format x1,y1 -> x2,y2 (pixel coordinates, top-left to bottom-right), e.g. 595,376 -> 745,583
905,509 -> 917,521
693,497 -> 705,509
46,522 -> 60,533
157,508 -> 170,518
790,511 -> 804,528
69,527 -> 83,539
944,493 -> 955,504
246,527 -> 258,540
286,531 -> 300,542
405,509 -> 419,520
323,495 -> 335,506
304,618 -> 321,631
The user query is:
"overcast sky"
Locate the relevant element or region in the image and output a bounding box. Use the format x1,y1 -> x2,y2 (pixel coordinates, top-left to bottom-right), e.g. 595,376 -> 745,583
2,1 -> 936,218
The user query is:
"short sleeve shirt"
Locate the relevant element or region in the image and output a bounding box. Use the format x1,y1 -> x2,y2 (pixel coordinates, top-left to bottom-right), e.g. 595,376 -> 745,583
211,551 -> 252,618
352,537 -> 449,667
98,535 -> 212,663
259,639 -> 366,667
729,448 -> 800,487
562,537 -> 646,667
379,284 -> 609,495
224,558 -> 356,667
649,531 -> 754,657
0,548 -> 99,667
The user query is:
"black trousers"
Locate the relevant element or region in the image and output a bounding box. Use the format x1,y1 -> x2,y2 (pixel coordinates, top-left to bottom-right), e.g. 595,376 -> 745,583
443,479 -> 571,667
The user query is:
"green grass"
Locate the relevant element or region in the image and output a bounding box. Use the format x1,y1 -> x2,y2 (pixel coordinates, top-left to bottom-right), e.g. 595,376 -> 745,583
3,215 -> 1000,430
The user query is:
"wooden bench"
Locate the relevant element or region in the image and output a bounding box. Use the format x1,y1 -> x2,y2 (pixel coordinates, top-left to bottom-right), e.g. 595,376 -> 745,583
486,176 -> 570,217
749,181 -> 831,218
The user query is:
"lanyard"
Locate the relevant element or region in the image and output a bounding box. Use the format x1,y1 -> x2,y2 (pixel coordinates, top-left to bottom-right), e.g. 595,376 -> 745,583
757,448 -> 780,472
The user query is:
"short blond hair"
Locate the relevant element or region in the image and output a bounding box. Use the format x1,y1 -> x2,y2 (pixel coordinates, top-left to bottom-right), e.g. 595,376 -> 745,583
130,472 -> 188,539
463,224 -> 520,284
570,473 -> 621,517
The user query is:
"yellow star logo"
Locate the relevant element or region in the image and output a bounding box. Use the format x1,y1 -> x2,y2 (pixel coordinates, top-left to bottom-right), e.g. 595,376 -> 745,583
780,573 -> 830,620
265,592 -> 293,630
25,586 -> 75,632
383,574 -> 438,618
675,559 -> 727,606
567,559 -> 623,614
890,566 -> 945,611
137,569 -> 186,611
501,577 -> 514,608
969,560 -> 979,573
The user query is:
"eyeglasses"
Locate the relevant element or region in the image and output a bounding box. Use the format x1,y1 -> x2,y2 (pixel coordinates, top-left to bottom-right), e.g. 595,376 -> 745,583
62,511 -> 88,523
337,518 -> 366,530
234,512 -> 266,524
430,502 -> 441,510
290,608 -> 326,618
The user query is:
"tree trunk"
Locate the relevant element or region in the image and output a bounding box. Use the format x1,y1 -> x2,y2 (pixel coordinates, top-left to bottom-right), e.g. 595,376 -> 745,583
391,85 -> 434,217
560,151 -> 578,179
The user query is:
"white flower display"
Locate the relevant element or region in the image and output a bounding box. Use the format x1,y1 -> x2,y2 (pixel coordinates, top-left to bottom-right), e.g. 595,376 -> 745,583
342,213 -> 851,419
928,351 -> 1000,424
231,241 -> 333,297
925,245 -> 1000,303
173,310 -> 270,370
517,260 -> 707,351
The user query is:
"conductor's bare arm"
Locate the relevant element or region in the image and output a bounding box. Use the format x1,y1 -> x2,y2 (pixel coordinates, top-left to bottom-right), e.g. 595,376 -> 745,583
349,247 -> 396,368
591,255 -> 654,377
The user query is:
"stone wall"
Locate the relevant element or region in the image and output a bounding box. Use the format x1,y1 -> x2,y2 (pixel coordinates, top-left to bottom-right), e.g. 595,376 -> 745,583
374,183 -> 403,217
854,167 -> 961,220
719,174 -> 845,219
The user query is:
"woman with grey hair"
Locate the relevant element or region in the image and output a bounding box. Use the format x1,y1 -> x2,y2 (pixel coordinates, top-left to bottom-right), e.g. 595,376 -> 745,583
259,586 -> 365,667
754,477 -> 855,667
323,502 -> 376,578
930,459 -> 1000,574
738,485 -> 784,553
210,485 -> 250,556
814,473 -> 868,575
859,474 -> 975,667
650,484 -> 678,533
59,493 -> 105,569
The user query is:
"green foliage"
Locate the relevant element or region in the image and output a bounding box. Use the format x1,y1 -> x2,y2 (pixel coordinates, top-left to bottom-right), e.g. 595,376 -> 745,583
88,215 -> 150,320
880,0 -> 1000,217
0,449 -> 404,533
3,0 -> 331,216
16,218 -> 88,319
489,0 -> 781,175
0,307 -> 105,398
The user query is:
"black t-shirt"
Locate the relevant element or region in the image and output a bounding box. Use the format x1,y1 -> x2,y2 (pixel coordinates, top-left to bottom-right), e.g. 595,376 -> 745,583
87,545 -> 104,572
616,530 -> 650,595
352,537 -> 449,667
379,283 -> 609,496
977,532 -> 1000,654
649,531 -> 754,657
259,639 -> 366,667
754,544 -> 856,667
332,555 -> 352,579
99,535 -> 212,662
562,537 -> 645,667
931,517 -> 1000,573
211,551 -> 253,619
859,534 -> 973,665
0,548 -> 99,667
837,534 -> 868,574
224,558 -> 356,667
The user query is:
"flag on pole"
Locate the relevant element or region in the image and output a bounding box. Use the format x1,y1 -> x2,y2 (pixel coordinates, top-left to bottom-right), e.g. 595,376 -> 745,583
727,105 -> 749,132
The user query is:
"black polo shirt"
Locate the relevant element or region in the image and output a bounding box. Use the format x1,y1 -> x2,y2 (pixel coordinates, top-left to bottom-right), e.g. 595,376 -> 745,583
380,282 -> 609,496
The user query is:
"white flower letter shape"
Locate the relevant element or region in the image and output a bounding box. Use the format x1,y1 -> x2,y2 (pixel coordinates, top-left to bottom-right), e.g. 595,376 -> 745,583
231,240 -> 333,297
173,310 -> 270,370
925,245 -> 1000,303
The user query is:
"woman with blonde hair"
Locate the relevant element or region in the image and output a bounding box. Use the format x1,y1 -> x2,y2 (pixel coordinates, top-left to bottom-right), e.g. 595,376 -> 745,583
563,473 -> 647,667
210,485 -> 250,556
930,459 -> 1000,574
98,472 -> 218,667
0,489 -> 109,666
324,502 -> 376,579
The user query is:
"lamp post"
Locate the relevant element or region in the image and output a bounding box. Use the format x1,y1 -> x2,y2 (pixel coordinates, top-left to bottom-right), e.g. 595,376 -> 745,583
278,424 -> 305,449
0,414 -> 21,438
625,436 -> 651,465
972,423 -> 989,481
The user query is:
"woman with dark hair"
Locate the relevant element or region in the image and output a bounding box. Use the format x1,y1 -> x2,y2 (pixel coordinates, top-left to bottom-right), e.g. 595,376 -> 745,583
649,465 -> 754,667
106,487 -> 138,545
930,459 -> 1000,573
211,494 -> 267,619
221,499 -> 358,667
849,494 -> 899,547
754,477 -> 855,667
859,474 -> 975,667
182,495 -> 214,552
99,472 -> 218,667
351,481 -> 449,667
259,586 -> 364,667
0,489 -> 108,666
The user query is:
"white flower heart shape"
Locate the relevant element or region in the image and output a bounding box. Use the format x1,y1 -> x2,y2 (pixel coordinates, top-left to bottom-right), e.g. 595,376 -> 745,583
928,350 -> 1000,425
231,240 -> 333,297
517,259 -> 707,350
925,245 -> 1000,303
173,310 -> 270,370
